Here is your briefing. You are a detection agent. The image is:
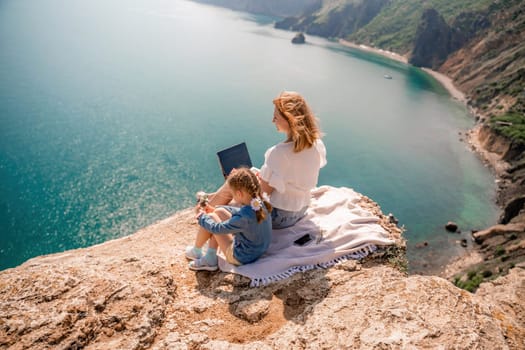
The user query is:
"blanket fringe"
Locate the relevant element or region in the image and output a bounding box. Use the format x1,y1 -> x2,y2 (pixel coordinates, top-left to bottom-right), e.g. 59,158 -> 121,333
249,244 -> 378,287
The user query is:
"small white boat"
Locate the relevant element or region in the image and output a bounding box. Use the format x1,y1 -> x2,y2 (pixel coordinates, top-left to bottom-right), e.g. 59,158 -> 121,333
384,74 -> 392,79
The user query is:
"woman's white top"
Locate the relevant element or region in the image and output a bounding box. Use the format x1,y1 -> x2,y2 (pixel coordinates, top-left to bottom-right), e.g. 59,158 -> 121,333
260,139 -> 327,211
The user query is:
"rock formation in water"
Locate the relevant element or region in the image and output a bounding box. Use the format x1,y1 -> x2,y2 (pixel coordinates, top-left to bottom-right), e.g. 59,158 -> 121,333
1,197 -> 524,349
291,32 -> 305,44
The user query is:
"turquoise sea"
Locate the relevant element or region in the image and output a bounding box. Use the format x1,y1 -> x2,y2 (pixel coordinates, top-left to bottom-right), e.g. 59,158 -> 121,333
0,0 -> 499,272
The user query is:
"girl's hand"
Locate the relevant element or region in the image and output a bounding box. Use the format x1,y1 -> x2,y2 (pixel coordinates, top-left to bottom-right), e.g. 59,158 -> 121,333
195,204 -> 214,220
195,209 -> 205,220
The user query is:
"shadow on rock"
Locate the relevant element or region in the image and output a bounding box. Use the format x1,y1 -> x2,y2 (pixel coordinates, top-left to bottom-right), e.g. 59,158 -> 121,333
194,266 -> 331,326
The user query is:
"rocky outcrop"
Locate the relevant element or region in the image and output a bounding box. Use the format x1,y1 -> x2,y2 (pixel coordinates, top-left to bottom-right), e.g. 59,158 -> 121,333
501,195 -> 525,225
472,124 -> 525,212
409,6 -> 491,69
452,123 -> 525,294
1,200 -> 524,349
471,122 -> 525,222
436,1 -> 525,292
475,264 -> 525,350
409,9 -> 464,69
445,221 -> 458,232
450,221 -> 525,299
473,223 -> 525,244
477,124 -> 517,161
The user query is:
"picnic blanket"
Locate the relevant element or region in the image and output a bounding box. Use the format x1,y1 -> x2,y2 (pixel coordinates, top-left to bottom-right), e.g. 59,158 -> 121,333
218,185 -> 396,287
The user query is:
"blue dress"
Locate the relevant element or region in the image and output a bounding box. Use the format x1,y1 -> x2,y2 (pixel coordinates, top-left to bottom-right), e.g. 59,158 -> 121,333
198,205 -> 272,264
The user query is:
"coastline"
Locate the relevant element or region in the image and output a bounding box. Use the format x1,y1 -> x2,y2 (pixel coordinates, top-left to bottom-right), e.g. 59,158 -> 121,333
339,39 -> 408,64
466,125 -> 510,177
421,68 -> 467,104
339,39 -> 466,104
338,39 -> 504,278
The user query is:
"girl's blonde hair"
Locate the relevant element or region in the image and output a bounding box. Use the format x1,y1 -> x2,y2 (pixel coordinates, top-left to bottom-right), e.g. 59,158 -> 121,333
273,91 -> 322,152
227,168 -> 272,223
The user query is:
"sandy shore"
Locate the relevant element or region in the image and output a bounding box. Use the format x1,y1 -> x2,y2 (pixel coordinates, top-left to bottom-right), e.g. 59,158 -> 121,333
421,68 -> 466,103
339,39 -> 466,104
466,125 -> 510,177
339,39 -> 408,64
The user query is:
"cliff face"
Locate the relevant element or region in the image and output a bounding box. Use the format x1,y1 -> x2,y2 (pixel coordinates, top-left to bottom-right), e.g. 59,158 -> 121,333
438,0 -> 525,117
408,8 -> 473,69
1,206 -> 524,349
440,0 -> 525,236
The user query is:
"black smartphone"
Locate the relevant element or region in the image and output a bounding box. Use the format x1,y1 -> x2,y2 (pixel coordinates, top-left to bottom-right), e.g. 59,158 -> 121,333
293,234 -> 313,246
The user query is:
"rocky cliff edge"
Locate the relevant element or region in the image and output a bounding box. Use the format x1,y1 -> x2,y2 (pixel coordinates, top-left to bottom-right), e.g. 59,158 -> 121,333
1,195 -> 524,349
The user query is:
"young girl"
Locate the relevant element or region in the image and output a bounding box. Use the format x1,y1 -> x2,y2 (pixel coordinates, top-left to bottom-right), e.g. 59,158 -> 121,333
186,168 -> 273,271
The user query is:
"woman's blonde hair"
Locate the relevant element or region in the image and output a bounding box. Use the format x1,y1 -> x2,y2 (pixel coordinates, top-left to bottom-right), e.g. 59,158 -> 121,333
227,168 -> 272,223
273,91 -> 322,152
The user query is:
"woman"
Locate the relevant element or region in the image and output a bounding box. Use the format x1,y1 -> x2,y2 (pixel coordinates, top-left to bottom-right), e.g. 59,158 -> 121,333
258,90 -> 326,228
205,91 -> 326,229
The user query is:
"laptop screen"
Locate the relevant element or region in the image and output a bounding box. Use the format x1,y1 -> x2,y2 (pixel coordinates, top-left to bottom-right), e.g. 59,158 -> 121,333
216,142 -> 252,179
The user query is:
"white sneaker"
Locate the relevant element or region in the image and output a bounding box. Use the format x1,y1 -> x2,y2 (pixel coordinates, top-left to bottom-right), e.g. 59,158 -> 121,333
185,246 -> 202,260
189,257 -> 218,271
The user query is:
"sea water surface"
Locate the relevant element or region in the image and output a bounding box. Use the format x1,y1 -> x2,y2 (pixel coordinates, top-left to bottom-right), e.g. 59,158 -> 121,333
0,0 -> 499,272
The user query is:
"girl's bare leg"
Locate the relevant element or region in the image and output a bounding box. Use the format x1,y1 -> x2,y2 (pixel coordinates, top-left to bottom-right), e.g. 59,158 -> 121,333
190,208 -> 233,270
209,208 -> 234,252
194,207 -> 232,249
212,234 -> 234,253
194,227 -> 212,248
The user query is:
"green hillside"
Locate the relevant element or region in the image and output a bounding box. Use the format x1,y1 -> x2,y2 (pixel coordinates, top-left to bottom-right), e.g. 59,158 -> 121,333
348,0 -> 494,53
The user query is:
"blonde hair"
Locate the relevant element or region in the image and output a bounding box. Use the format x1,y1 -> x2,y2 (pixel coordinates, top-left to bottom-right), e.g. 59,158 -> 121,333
227,168 -> 272,223
273,91 -> 322,152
